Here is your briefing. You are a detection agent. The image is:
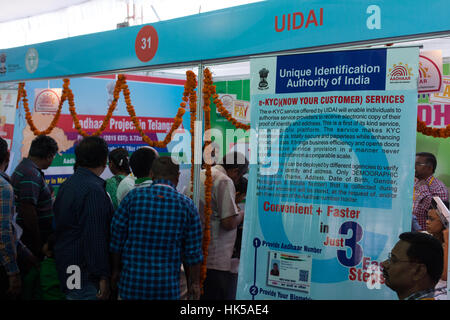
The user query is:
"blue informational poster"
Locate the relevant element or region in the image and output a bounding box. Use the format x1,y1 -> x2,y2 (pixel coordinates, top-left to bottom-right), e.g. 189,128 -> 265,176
237,47 -> 419,300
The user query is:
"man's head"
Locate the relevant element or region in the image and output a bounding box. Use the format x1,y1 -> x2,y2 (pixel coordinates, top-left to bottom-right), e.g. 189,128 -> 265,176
151,156 -> 180,185
381,232 -> 443,299
0,137 -> 10,172
28,135 -> 58,169
415,152 -> 437,180
220,151 -> 249,185
74,136 -> 108,171
129,147 -> 158,179
235,176 -> 248,204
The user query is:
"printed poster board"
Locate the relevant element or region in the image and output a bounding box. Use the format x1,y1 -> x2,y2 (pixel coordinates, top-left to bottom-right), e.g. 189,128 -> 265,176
237,47 -> 419,300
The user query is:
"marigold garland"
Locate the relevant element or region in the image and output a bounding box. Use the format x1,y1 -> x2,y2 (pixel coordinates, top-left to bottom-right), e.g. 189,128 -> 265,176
188,71 -> 198,198
200,68 -> 214,290
68,76 -> 125,137
125,73 -> 196,148
67,73 -> 196,148
417,117 -> 450,138
17,82 -> 64,136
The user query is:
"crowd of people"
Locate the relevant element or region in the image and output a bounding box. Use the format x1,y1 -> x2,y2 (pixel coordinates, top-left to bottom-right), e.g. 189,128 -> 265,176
0,133 -> 449,300
0,135 -> 248,300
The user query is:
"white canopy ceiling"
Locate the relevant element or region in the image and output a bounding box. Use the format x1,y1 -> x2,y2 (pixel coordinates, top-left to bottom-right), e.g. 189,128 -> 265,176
0,0 -> 89,23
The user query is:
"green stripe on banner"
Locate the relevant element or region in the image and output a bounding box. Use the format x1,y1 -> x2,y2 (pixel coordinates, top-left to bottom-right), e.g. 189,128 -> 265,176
52,154 -> 76,167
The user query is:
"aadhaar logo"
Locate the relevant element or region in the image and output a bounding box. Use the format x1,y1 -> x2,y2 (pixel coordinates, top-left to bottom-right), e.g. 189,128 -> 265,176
387,62 -> 413,83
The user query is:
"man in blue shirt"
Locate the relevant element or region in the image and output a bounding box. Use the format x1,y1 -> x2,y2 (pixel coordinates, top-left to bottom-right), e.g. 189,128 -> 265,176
54,136 -> 113,300
110,156 -> 203,300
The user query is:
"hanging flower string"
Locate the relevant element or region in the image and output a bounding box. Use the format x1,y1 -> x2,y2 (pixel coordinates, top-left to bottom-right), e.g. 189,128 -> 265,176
40,73 -> 197,148
417,118 -> 450,138
188,72 -> 198,198
68,76 -> 125,137
198,68 -> 215,290
16,82 -> 64,136
125,72 -> 196,148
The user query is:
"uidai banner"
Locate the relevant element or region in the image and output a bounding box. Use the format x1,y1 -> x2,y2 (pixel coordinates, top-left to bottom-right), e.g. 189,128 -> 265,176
0,0 -> 448,82
237,47 -> 419,300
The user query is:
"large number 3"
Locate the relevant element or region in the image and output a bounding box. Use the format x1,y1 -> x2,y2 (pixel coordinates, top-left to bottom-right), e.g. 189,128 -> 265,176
337,221 -> 363,267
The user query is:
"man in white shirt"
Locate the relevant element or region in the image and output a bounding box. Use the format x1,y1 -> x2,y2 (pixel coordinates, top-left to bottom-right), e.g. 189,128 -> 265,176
197,151 -> 248,300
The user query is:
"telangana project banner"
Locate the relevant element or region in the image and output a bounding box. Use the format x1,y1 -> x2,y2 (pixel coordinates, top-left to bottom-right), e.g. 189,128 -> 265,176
237,47 -> 419,300
9,75 -> 189,191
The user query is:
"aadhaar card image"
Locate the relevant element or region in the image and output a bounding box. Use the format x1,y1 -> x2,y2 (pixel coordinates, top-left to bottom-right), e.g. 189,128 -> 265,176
266,250 -> 313,294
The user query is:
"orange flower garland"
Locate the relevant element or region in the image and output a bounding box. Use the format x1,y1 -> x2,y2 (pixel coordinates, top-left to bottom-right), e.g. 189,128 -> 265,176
208,72 -> 250,130
188,71 -> 198,198
67,73 -> 196,147
417,117 -> 450,138
17,82 -> 64,135
200,68 -> 214,290
125,73 -> 195,148
68,76 -> 125,137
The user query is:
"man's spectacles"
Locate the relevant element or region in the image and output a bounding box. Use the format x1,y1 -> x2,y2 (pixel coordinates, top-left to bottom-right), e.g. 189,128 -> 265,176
415,162 -> 429,167
386,252 -> 420,265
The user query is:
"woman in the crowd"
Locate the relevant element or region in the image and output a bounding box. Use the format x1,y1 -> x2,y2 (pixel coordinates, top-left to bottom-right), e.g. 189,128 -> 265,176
105,148 -> 130,210
425,198 -> 450,300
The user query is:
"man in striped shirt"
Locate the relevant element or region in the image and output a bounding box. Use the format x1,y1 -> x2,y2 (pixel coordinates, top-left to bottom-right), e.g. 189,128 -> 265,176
11,135 -> 58,259
413,152 -> 449,231
110,156 -> 203,300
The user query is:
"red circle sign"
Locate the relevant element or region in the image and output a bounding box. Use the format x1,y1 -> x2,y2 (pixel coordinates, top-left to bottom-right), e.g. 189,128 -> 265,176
135,25 -> 159,62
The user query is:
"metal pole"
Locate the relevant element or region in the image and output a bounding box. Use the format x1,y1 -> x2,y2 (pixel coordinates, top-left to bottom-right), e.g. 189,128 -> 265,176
192,63 -> 204,209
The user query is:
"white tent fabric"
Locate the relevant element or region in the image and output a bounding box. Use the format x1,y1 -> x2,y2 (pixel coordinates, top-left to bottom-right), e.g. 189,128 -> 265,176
0,0 -> 263,49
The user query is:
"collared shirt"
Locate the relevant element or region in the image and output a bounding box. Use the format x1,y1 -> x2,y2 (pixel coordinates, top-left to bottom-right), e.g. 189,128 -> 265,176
116,174 -> 136,204
197,165 -> 240,272
53,167 -> 113,294
433,279 -> 447,300
0,173 -> 19,275
404,288 -> 436,300
110,179 -> 203,300
11,158 -> 54,250
116,175 -> 152,205
413,175 -> 449,230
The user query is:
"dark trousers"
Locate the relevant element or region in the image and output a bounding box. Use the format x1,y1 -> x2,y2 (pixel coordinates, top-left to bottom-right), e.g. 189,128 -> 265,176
200,269 -> 238,300
0,265 -> 10,300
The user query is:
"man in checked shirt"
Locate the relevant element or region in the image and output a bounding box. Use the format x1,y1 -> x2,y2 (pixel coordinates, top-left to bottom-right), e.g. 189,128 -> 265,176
413,152 -> 449,231
110,156 -> 203,300
0,137 -> 21,299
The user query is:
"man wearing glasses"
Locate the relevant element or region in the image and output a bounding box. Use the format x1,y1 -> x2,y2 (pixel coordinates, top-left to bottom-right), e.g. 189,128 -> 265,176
382,232 -> 443,300
413,152 -> 449,231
